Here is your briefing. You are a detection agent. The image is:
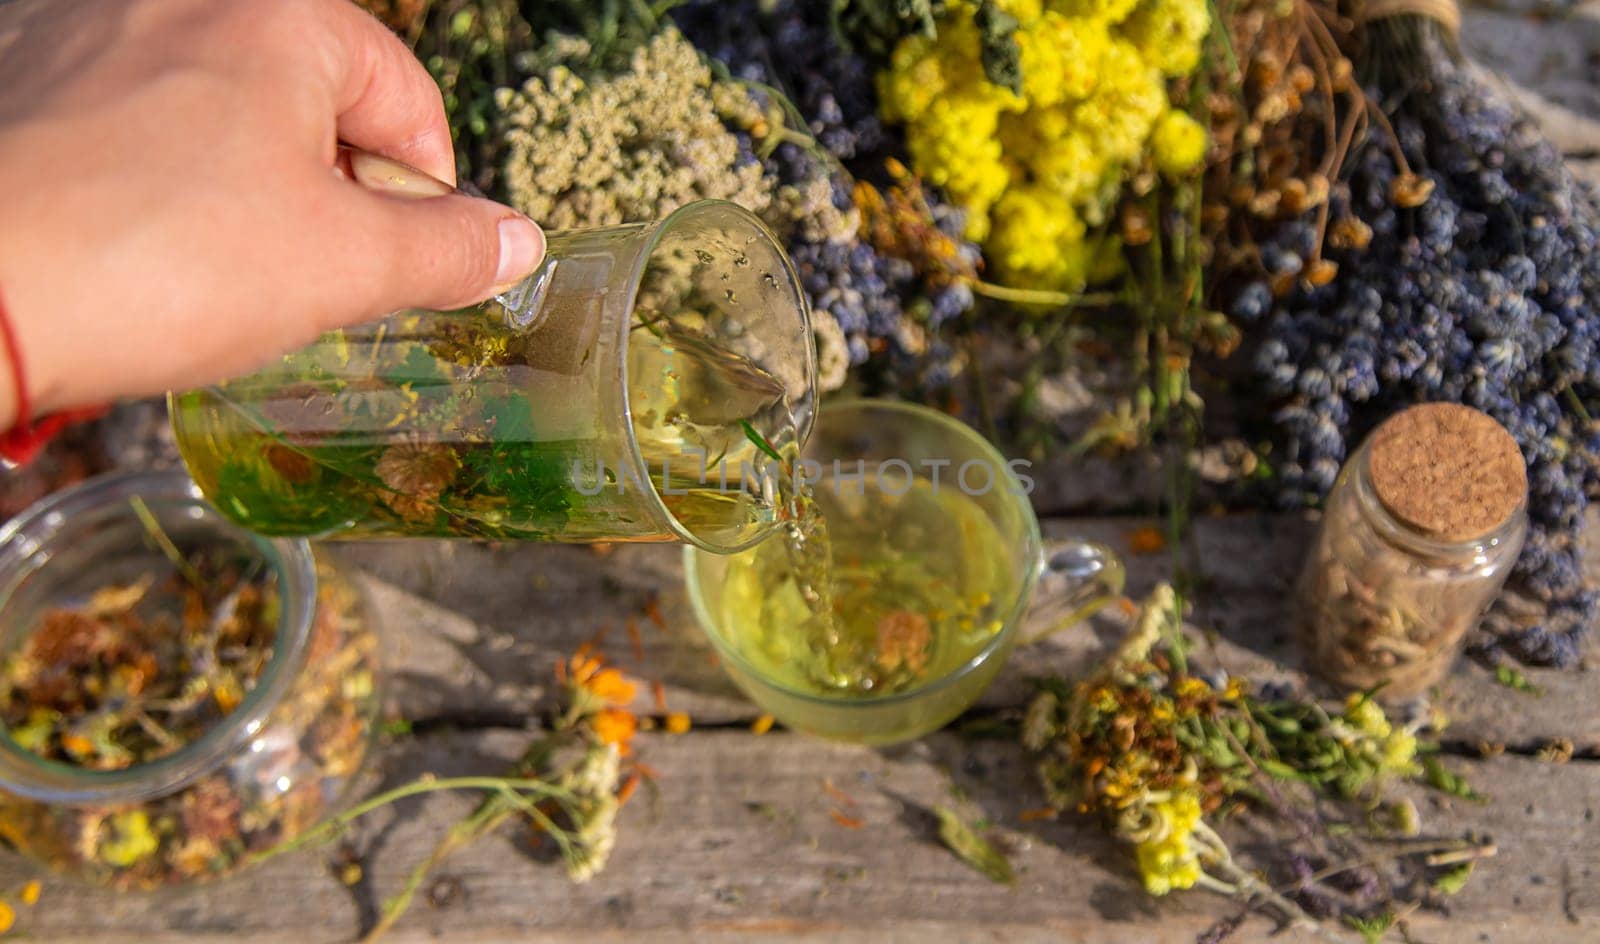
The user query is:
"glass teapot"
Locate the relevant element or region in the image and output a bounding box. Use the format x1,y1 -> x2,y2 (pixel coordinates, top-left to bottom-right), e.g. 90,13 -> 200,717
172,152 -> 817,554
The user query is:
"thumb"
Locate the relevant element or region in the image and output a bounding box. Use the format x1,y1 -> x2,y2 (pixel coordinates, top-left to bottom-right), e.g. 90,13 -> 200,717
333,159 -> 545,316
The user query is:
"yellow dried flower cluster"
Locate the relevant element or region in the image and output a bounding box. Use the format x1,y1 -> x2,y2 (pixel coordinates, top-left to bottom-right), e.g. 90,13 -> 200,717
1133,792 -> 1203,895
878,0 -> 1210,291
1338,693 -> 1421,779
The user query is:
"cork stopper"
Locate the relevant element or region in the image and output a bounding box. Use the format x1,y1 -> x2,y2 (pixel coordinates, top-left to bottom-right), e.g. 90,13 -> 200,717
1367,403 -> 1527,542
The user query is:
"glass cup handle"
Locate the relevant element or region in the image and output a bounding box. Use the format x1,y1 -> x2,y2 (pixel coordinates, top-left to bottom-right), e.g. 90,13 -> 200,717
1019,539 -> 1126,645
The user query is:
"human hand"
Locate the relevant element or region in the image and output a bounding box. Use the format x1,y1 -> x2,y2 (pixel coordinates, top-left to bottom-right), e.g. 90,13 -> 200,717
0,0 -> 545,431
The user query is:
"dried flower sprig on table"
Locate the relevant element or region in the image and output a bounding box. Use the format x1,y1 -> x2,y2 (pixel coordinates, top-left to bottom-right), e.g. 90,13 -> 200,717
1021,586 -> 1492,938
252,644 -> 646,943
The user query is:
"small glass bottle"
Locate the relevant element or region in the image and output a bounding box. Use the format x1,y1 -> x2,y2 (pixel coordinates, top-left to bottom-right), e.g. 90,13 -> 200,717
0,471 -> 381,890
1298,403 -> 1528,699
170,199 -> 816,554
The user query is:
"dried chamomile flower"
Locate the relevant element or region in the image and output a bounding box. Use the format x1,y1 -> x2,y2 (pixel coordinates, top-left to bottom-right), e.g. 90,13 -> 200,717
1390,172 -> 1435,209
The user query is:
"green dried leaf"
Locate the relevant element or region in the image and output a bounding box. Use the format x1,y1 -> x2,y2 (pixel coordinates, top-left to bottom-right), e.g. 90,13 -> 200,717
1200,737 -> 1240,769
1257,758 -> 1306,781
1335,767 -> 1374,800
387,343 -> 449,386
828,0 -> 944,58
741,420 -> 785,464
1493,665 -> 1543,696
1431,861 -> 1474,895
935,806 -> 1014,884
478,394 -> 538,443
214,456 -> 364,535
974,0 -> 1022,95
1422,756 -> 1485,802
1344,911 -> 1395,943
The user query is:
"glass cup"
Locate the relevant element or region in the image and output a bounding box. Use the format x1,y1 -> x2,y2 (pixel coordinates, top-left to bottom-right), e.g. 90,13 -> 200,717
171,197 -> 816,553
684,400 -> 1124,745
0,471 -> 382,889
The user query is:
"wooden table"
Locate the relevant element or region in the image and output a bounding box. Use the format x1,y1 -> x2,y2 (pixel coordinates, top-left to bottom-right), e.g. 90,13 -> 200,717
5,4 -> 1597,937
1,511 -> 1594,943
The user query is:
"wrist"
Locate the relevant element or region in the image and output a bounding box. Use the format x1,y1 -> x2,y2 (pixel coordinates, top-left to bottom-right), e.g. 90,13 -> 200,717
0,286 -> 107,467
0,286 -> 22,433
0,346 -> 14,434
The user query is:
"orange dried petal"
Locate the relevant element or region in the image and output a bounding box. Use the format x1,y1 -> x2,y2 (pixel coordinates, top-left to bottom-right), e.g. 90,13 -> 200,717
1303,259 -> 1339,287
822,778 -> 857,809
644,596 -> 666,630
569,654 -> 602,685
1127,526 -> 1167,555
627,618 -> 644,661
586,669 -> 637,706
617,772 -> 642,807
592,708 -> 637,747
830,810 -> 864,829
1390,173 -> 1435,209
1328,216 -> 1373,251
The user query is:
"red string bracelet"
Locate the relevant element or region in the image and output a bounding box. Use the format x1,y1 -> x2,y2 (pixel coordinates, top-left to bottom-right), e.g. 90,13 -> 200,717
0,289 -> 109,467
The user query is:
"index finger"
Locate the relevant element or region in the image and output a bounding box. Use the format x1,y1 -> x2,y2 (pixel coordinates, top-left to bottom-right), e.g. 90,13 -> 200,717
312,0 -> 456,184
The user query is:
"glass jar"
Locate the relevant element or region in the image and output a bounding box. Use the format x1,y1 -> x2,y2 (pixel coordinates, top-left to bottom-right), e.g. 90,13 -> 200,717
170,199 -> 817,554
1298,405 -> 1528,698
0,471 -> 381,890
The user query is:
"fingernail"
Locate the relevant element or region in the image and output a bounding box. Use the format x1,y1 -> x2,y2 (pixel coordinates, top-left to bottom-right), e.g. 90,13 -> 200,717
495,216 -> 545,287
349,149 -> 453,199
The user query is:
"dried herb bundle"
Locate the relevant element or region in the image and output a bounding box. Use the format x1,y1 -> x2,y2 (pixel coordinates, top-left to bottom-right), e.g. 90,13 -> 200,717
1232,0 -> 1600,667
1022,586 -> 1492,936
1202,0 -> 1383,297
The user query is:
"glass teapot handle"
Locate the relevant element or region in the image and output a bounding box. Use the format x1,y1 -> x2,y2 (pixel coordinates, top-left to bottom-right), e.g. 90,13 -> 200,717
337,145 -> 456,198
335,145 -> 553,324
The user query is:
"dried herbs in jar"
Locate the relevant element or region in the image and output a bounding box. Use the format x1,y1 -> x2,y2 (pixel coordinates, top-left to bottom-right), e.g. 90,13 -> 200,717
1298,404 -> 1528,698
0,472 -> 380,890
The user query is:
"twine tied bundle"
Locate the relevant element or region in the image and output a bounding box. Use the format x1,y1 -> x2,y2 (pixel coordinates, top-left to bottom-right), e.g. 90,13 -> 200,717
1357,0 -> 1461,38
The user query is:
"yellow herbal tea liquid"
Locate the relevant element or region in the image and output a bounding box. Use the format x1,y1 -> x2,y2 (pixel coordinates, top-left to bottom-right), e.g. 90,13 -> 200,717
721,469 -> 1015,697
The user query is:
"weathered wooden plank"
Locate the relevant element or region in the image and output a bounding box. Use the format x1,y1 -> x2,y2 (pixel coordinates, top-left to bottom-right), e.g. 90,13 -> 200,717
349,514 -> 1600,752
1462,1 -> 1600,186
0,729 -> 1591,942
